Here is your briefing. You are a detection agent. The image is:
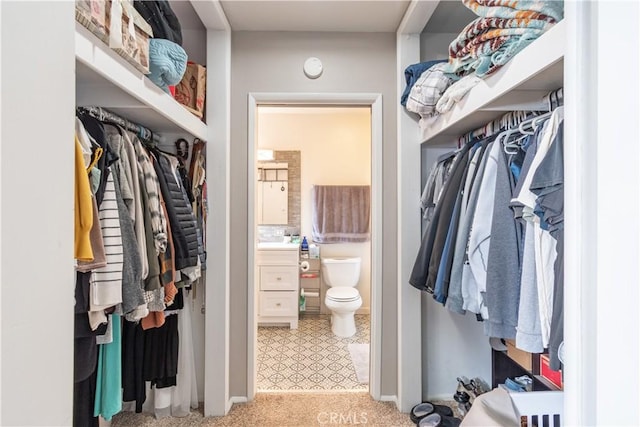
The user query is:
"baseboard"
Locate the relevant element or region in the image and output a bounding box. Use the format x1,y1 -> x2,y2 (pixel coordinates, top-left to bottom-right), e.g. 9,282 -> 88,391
227,396 -> 248,412
356,307 -> 370,315
379,395 -> 398,406
426,393 -> 455,402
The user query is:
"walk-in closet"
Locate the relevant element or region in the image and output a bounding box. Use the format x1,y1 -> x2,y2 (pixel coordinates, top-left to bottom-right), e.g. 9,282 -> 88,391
2,1 -> 231,425
1,1 -> 639,426
397,1 -> 640,425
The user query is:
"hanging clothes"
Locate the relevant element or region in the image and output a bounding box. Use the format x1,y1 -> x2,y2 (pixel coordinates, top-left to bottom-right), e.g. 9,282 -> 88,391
483,137 -> 523,339
73,111 -> 206,422
94,314 -> 123,421
410,144 -> 474,292
410,103 -> 565,372
75,135 -> 94,261
446,139 -> 491,313
152,150 -> 200,270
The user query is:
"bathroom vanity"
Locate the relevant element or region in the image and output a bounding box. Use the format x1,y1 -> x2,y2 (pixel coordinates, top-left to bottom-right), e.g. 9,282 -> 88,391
256,242 -> 300,329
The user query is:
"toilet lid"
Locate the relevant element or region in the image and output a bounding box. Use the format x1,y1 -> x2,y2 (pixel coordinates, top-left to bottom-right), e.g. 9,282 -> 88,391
326,287 -> 360,301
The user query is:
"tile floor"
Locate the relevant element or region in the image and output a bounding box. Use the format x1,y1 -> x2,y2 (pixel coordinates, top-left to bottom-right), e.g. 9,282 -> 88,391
257,314 -> 370,391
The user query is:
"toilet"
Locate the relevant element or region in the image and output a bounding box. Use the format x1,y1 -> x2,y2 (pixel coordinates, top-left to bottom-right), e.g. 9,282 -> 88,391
322,257 -> 363,338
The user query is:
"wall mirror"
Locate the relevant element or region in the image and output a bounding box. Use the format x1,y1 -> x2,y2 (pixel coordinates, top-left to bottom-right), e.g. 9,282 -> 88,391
257,151 -> 301,232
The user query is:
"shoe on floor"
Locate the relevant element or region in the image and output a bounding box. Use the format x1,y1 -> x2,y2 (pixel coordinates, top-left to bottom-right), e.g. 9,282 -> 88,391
417,412 -> 462,427
410,401 -> 454,424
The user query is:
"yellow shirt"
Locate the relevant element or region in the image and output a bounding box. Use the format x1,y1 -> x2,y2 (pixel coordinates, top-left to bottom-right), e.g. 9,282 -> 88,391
75,136 -> 94,261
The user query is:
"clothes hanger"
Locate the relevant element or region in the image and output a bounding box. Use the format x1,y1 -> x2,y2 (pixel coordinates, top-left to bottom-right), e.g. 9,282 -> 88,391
175,138 -> 190,164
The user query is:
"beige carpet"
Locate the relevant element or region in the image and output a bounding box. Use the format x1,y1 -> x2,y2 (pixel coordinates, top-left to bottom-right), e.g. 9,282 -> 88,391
112,392 -> 415,426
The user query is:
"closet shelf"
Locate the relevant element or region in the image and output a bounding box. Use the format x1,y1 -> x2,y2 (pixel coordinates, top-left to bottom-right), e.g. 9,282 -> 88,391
75,22 -> 208,140
420,19 -> 565,145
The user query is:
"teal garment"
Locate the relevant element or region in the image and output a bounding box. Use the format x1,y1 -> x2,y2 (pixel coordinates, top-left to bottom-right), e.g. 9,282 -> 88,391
94,314 -> 122,421
90,167 -> 101,194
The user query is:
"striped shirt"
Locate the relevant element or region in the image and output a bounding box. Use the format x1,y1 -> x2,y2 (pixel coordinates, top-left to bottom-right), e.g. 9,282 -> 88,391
90,170 -> 123,310
132,137 -> 168,254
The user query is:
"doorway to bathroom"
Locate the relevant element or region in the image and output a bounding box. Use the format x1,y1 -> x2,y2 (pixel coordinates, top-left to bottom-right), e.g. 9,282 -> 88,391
247,93 -> 383,399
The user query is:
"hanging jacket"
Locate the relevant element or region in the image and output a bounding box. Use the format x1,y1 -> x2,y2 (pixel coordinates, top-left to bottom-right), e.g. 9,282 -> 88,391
75,136 -> 94,261
409,146 -> 471,292
133,0 -> 183,45
152,151 -> 199,270
483,144 -> 523,339
466,140 -> 502,318
446,141 -> 490,314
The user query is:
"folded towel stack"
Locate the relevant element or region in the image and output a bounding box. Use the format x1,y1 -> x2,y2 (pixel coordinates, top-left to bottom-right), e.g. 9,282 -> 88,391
444,0 -> 564,77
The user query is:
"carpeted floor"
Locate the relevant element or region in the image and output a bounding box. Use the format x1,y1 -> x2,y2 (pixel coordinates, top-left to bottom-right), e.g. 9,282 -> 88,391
112,392 -> 416,426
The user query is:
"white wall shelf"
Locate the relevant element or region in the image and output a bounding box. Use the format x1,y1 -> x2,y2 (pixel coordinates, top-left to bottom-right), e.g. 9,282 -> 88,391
75,22 -> 208,139
419,19 -> 565,145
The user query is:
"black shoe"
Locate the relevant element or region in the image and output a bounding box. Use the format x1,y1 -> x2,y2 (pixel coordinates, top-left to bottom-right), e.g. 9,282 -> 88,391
417,413 -> 462,427
410,402 -> 454,424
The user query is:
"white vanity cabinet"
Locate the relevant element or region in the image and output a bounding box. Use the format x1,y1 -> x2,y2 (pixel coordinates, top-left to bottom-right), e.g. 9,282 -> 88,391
256,244 -> 300,329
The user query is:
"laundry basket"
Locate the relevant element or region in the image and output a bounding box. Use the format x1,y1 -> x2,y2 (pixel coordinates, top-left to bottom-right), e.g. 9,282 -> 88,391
509,391 -> 563,427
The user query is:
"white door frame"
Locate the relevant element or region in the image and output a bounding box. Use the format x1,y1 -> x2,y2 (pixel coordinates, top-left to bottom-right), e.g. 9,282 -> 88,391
247,92 -> 383,401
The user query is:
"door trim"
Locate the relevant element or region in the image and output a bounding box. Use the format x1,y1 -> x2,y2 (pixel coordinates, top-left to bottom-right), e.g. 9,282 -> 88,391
247,92 -> 383,401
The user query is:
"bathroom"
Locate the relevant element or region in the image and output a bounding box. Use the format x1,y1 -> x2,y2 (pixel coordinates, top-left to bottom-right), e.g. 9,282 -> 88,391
254,105 -> 372,392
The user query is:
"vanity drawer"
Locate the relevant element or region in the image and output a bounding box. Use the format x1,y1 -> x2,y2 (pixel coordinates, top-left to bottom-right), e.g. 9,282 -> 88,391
257,249 -> 299,266
259,291 -> 298,317
260,266 -> 299,291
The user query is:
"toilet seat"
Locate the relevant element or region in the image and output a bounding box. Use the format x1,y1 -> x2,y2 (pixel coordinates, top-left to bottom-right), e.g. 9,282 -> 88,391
326,287 -> 360,302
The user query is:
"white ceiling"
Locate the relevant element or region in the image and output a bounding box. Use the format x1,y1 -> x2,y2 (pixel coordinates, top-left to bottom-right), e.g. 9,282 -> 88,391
219,0 -> 411,32
169,0 -> 475,34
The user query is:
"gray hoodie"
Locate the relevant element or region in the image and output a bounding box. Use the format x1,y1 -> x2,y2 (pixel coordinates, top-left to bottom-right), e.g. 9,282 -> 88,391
483,145 -> 522,339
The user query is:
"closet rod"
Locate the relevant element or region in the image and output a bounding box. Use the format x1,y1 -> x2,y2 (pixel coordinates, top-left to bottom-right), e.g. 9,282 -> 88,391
458,110 -> 530,146
76,106 -> 160,144
458,87 -> 563,146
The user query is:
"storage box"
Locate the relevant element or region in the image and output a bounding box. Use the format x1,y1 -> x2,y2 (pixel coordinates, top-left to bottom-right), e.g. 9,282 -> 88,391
76,0 -> 152,74
175,62 -> 207,119
540,354 -> 563,389
75,0 -> 109,43
505,339 -> 532,371
106,0 -> 153,74
510,391 -> 563,427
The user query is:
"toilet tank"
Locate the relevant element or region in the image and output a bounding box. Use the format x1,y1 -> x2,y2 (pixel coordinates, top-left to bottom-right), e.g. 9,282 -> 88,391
321,257 -> 361,288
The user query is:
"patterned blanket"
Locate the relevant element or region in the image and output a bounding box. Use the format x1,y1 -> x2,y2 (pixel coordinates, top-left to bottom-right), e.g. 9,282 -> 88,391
463,0 -> 564,21
444,0 -> 564,77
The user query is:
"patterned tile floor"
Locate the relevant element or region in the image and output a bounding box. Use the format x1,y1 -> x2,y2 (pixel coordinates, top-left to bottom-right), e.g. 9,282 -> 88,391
257,314 -> 370,391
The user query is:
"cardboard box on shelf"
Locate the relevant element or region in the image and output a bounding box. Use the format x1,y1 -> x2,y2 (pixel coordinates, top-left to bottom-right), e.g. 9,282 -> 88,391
505,339 -> 532,371
175,62 -> 207,119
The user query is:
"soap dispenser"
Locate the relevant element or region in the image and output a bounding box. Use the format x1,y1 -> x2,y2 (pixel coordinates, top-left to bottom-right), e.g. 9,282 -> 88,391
301,236 -> 309,252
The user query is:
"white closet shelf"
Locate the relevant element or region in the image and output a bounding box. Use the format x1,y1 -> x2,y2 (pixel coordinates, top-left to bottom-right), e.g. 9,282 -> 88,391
75,23 -> 208,140
420,19 -> 565,145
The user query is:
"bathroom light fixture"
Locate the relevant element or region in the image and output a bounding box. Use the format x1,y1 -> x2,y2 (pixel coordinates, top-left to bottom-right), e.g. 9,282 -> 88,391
258,149 -> 274,161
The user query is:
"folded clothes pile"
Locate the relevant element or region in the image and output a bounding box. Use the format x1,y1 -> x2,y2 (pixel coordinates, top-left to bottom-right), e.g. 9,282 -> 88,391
402,0 -> 564,127
444,0 -> 564,77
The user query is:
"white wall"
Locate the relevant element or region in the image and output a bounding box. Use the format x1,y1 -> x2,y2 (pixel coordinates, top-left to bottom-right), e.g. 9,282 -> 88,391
420,33 -> 458,61
1,2 -> 75,425
257,107 -> 372,311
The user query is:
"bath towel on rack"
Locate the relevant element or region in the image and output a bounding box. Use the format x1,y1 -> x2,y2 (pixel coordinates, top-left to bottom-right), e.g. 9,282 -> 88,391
311,185 -> 370,243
